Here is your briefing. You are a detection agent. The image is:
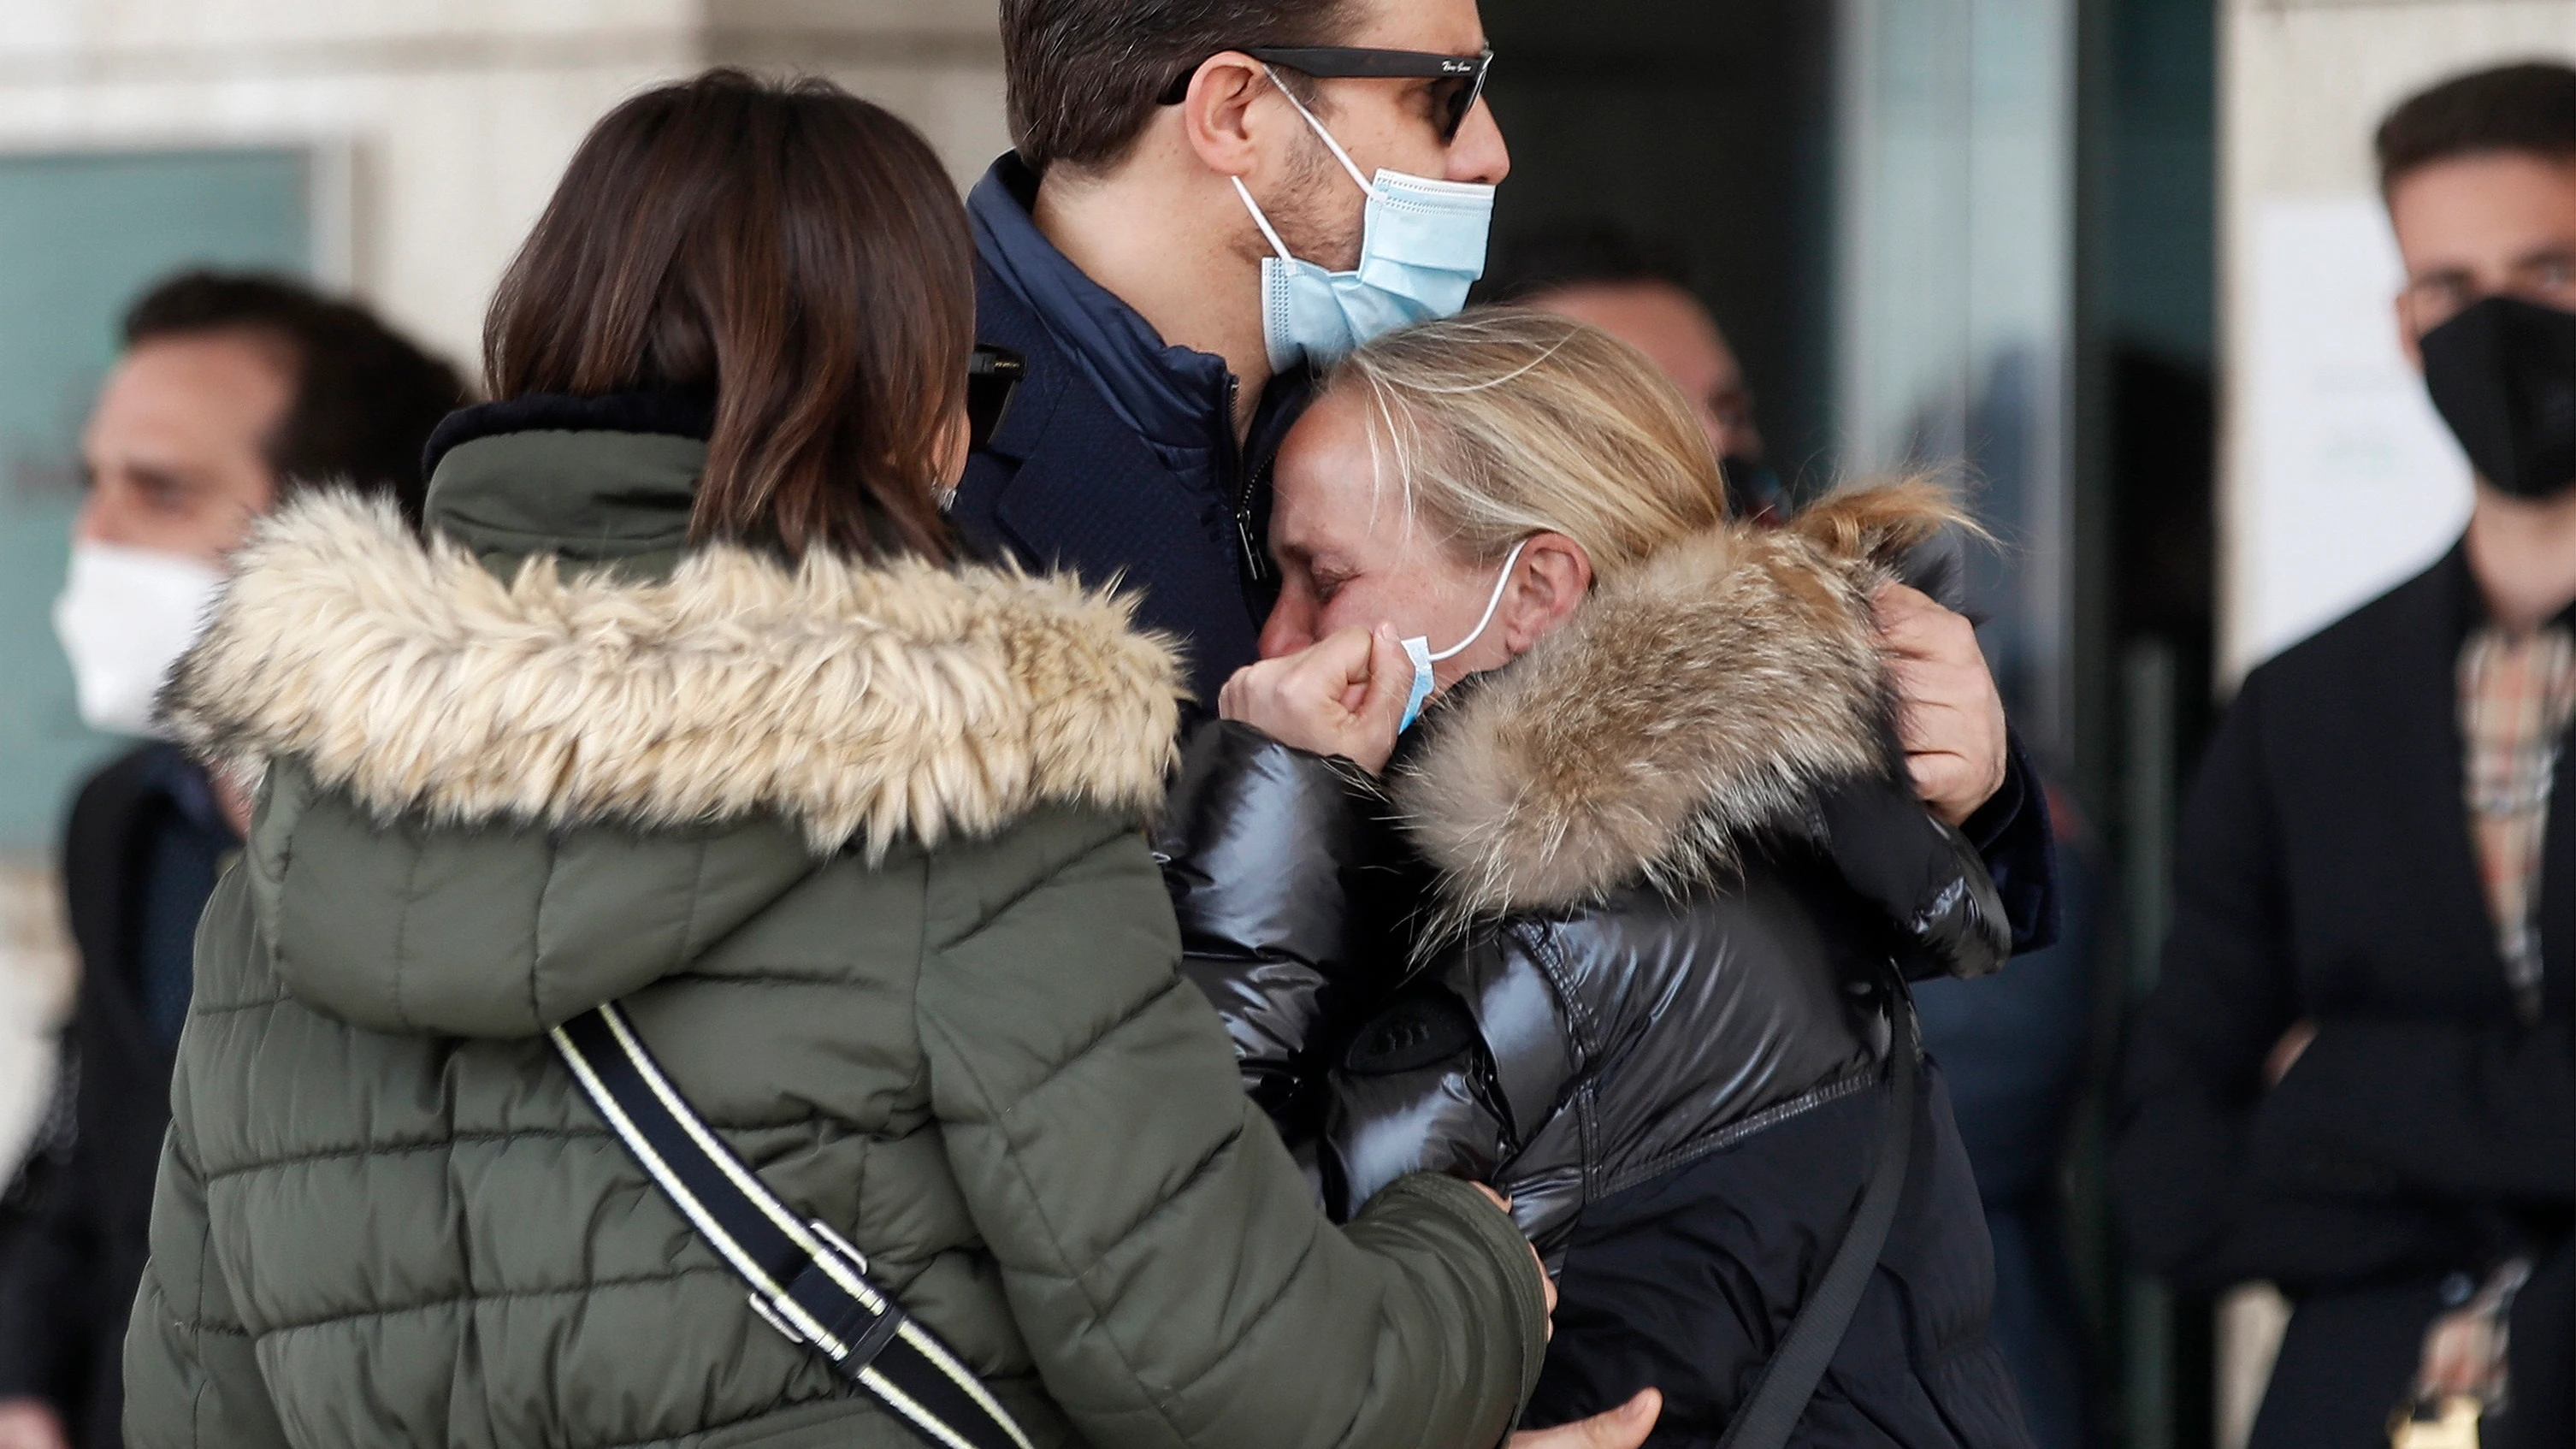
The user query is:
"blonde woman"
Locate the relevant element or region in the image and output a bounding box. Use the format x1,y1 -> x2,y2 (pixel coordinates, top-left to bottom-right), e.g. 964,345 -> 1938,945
1157,310 -> 2035,1447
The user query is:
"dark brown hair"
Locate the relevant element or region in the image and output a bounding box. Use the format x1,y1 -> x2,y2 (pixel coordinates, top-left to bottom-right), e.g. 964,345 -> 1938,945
124,270 -> 468,527
486,69 -> 970,562
1001,0 -> 1352,173
2377,62 -> 2576,193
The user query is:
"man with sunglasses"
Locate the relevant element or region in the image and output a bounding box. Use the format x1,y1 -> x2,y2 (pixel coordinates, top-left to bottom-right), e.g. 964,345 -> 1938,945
958,0 -> 1507,717
960,0 -> 2056,931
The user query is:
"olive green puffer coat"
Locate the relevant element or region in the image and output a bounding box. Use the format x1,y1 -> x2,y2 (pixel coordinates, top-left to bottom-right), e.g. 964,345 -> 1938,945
121,414 -> 1548,1449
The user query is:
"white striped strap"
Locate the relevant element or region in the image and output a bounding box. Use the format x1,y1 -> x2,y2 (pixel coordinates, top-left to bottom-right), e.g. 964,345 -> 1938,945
552,1002 -> 1034,1449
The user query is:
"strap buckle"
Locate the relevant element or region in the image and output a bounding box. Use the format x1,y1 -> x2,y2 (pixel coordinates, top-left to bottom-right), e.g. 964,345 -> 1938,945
747,1219 -> 903,1370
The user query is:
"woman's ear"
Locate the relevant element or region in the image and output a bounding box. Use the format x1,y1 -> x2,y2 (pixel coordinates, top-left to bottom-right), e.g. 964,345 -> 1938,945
1501,533 -> 1592,654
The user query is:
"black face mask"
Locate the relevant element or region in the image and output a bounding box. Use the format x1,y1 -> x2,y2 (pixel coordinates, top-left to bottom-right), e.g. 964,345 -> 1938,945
2420,294 -> 2576,501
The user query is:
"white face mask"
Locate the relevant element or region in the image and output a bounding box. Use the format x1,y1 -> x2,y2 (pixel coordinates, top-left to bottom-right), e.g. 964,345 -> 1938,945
1398,538 -> 1527,731
52,541 -> 227,738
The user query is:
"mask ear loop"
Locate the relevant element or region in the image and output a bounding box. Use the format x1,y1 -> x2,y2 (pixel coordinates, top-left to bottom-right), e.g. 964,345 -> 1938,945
1423,538 -> 1530,663
1260,64 -> 1374,194
1232,176 -> 1297,262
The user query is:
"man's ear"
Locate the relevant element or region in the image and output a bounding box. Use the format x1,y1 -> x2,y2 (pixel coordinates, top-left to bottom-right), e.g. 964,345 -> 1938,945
1502,532 -> 1593,654
1179,52 -> 1276,179
2394,290 -> 2429,374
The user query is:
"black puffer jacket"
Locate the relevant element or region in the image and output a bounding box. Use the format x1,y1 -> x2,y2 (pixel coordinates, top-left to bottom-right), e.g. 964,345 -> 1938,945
1159,500 -> 2035,1447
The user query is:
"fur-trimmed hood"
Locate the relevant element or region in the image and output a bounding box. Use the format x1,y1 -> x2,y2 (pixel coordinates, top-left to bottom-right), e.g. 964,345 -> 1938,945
1394,488 -> 1950,922
163,491 -> 1182,855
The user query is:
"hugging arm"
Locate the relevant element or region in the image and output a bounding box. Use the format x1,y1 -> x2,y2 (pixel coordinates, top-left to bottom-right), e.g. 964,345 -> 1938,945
919,820 -> 1549,1449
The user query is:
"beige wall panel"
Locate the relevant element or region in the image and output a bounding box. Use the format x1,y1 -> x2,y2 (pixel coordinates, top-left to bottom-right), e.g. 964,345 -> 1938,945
0,0 -> 701,56
0,0 -> 1013,376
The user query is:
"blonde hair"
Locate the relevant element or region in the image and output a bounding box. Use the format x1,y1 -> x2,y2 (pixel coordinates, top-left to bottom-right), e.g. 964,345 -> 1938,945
1326,308 -> 1733,575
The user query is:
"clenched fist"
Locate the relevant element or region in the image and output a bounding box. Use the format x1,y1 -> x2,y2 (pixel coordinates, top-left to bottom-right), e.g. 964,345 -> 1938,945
1218,624 -> 1413,776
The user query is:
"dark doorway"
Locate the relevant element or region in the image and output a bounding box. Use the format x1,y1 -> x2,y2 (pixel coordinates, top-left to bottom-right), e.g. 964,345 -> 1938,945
1478,0 -> 1840,491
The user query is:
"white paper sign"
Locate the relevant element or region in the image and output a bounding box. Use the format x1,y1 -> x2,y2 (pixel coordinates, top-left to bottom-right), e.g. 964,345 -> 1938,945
2235,195 -> 2473,674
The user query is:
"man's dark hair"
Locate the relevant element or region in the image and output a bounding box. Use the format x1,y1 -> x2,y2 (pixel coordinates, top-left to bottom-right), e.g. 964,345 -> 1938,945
122,271 -> 469,526
1001,0 -> 1354,173
2376,61 -> 2576,194
1475,222 -> 1696,306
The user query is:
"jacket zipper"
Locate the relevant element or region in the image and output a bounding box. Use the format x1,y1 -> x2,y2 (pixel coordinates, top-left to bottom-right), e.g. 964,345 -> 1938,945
1225,375 -> 1273,588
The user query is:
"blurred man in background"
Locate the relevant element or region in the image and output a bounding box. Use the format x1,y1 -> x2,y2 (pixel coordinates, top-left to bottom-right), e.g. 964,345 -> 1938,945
1490,221 -> 2101,1447
2114,62 -> 2575,1449
1478,223 -> 1783,520
0,273 -> 464,1449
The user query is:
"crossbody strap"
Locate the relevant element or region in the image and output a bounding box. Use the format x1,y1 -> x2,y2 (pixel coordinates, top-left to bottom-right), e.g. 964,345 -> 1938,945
1714,982 -> 1921,1449
552,1002 -> 1034,1449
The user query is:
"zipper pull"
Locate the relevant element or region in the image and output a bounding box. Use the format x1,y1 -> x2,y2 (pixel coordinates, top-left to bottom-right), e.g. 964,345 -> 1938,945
1237,507 -> 1271,584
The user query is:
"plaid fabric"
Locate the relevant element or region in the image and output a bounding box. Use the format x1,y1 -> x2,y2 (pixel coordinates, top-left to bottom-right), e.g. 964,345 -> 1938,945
2459,625 -> 2576,1020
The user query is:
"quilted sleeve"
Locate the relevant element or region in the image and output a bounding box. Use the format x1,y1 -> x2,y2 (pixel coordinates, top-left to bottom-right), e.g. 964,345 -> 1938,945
916,809 -> 1548,1449
121,1084 -> 289,1449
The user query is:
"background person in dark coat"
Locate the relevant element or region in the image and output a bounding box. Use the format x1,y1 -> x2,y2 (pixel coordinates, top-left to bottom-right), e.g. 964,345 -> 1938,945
2111,63 -> 2576,1449
954,0 -> 2059,969
0,274 -> 464,1449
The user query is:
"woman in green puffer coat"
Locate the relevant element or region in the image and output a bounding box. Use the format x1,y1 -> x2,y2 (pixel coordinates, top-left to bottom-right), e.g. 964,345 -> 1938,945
120,70 -> 1548,1449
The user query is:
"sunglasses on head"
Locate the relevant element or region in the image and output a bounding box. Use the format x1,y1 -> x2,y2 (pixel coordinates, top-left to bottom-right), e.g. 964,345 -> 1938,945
1157,45 -> 1495,145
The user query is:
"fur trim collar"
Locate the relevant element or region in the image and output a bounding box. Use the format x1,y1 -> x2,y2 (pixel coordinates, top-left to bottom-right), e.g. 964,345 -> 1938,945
1394,489 -> 1948,922
163,494 -> 1182,855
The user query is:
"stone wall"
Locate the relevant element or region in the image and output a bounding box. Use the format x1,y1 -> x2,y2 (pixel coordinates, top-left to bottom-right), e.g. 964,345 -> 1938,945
0,0 -> 1010,373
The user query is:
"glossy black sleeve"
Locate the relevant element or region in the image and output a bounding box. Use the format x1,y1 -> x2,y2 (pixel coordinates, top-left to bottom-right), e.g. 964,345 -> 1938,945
1817,775 -> 2012,981
1963,731 -> 2061,955
1155,721 -> 1405,1139
1322,930 -> 1585,1249
2111,677 -> 2473,1293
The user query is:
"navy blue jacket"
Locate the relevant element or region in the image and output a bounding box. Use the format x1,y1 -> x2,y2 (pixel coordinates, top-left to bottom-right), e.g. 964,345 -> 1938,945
953,152 -> 2059,954
953,154 -> 1308,713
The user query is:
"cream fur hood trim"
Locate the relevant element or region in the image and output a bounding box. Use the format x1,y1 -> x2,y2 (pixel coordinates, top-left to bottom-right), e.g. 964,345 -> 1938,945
162,494 -> 1183,855
1395,488 -> 1953,923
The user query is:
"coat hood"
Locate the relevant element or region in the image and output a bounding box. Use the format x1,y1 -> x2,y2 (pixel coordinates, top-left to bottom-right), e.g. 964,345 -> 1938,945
164,490 -> 1182,858
1395,487 -> 1955,928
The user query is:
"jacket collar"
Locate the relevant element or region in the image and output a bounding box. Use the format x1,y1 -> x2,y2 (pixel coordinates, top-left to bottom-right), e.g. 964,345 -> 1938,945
1395,489 -> 1956,927
970,154 -> 1238,464
162,460 -> 1182,856
417,394 -> 716,583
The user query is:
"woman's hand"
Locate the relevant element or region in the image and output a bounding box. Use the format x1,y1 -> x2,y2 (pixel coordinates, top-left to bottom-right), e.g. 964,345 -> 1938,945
1219,624 -> 1413,775
1506,1392 -> 1663,1448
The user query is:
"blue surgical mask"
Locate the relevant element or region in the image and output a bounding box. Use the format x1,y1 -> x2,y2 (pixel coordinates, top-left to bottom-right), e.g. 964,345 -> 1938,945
1399,539 -> 1528,730
1234,70 -> 1496,375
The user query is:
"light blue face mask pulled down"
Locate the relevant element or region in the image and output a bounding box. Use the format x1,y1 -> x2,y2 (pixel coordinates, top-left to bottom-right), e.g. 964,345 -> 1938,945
1398,539 -> 1528,730
1234,72 -> 1496,375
